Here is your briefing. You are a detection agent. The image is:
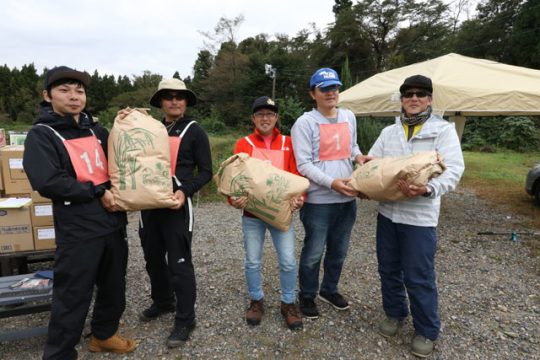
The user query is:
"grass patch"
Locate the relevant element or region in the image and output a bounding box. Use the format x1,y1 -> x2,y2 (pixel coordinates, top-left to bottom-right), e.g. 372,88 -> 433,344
198,133 -> 240,203
462,150 -> 540,257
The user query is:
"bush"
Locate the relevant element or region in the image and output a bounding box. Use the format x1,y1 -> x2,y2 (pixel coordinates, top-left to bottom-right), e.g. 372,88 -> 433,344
200,106 -> 227,134
278,96 -> 304,135
357,116 -> 394,153
462,116 -> 540,152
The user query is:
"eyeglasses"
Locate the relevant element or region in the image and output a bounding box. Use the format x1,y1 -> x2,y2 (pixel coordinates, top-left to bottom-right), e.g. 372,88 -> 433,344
319,85 -> 340,93
254,112 -> 277,119
161,93 -> 186,101
402,91 -> 430,99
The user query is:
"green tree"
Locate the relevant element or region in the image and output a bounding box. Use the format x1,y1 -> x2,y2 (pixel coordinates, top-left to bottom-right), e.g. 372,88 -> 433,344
340,56 -> 353,90
333,0 -> 353,15
510,0 -> 540,68
454,0 -> 524,62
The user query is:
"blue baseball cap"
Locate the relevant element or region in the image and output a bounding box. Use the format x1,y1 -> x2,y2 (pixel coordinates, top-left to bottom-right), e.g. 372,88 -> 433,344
309,68 -> 342,89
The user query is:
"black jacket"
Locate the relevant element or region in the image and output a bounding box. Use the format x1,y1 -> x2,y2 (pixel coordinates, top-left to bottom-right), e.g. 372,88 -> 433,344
167,117 -> 213,197
23,105 -> 126,243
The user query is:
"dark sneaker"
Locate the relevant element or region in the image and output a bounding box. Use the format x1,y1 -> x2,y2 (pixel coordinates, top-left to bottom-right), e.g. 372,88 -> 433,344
139,303 -> 175,322
280,302 -> 303,330
246,299 -> 264,326
411,334 -> 435,358
299,298 -> 319,319
378,316 -> 404,338
318,292 -> 350,310
166,321 -> 196,348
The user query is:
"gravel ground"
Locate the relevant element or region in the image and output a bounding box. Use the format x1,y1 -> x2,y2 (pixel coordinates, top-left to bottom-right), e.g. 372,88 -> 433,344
0,187 -> 539,359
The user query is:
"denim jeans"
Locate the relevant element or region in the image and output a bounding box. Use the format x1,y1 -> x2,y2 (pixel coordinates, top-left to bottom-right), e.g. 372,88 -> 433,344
376,213 -> 440,340
298,200 -> 357,299
242,216 -> 297,304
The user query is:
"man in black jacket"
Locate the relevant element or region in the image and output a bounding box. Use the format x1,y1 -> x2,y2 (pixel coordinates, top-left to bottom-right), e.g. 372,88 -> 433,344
139,78 -> 212,348
23,66 -> 136,360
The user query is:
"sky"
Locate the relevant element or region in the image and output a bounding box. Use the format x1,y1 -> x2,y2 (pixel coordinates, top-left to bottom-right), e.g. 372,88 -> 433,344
0,0 -> 336,79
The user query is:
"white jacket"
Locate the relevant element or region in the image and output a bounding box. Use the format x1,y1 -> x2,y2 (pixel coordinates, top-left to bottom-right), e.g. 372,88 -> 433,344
368,115 -> 465,226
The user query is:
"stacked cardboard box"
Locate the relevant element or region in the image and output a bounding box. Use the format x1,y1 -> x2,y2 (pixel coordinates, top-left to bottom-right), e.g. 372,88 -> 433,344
1,145 -> 32,195
30,191 -> 55,250
0,144 -> 56,253
0,198 -> 34,252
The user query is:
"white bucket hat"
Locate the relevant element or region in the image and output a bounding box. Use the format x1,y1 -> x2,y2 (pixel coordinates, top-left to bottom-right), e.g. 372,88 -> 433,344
149,78 -> 197,107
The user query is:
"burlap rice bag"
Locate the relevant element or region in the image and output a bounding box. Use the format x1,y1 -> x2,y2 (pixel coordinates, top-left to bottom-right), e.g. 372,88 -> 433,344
349,151 -> 446,201
108,108 -> 178,210
215,153 -> 309,231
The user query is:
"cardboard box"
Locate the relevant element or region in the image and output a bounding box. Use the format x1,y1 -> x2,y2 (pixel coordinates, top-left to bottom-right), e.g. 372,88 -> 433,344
31,191 -> 51,203
31,203 -> 54,227
33,226 -> 56,250
1,145 -> 32,195
0,199 -> 34,252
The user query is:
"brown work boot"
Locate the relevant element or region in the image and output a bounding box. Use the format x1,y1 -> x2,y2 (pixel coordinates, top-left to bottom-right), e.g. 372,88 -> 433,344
88,332 -> 137,353
280,302 -> 303,330
246,299 -> 264,326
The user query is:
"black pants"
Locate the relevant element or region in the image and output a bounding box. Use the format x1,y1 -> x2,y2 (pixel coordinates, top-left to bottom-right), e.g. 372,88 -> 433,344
139,203 -> 196,326
43,228 -> 128,360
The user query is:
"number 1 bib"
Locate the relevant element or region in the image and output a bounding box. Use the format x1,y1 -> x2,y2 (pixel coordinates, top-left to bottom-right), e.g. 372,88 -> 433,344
319,122 -> 351,161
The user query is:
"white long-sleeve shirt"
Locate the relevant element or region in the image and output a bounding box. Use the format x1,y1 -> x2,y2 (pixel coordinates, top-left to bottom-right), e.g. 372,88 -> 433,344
368,115 -> 465,226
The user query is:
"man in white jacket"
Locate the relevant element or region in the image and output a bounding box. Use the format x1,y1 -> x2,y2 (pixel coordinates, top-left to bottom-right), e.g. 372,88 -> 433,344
369,75 -> 464,358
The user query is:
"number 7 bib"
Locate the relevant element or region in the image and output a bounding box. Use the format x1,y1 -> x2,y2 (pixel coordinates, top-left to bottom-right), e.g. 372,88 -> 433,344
319,122 -> 351,161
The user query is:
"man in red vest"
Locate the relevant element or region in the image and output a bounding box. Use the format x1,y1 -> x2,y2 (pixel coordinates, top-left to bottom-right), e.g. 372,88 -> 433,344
229,96 -> 304,330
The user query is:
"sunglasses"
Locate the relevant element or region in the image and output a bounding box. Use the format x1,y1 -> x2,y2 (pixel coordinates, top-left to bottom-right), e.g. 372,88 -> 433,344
161,93 -> 186,101
319,85 -> 340,93
402,91 -> 430,99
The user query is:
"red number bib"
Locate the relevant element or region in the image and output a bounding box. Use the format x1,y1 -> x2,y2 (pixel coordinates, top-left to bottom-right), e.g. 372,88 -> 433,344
244,135 -> 286,169
319,122 -> 351,161
251,147 -> 285,169
168,121 -> 197,175
37,124 -> 109,185
64,136 -> 109,184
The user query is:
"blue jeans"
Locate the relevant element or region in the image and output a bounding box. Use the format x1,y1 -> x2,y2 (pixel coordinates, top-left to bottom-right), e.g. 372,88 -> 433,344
242,216 -> 297,304
298,201 -> 356,299
376,213 -> 440,340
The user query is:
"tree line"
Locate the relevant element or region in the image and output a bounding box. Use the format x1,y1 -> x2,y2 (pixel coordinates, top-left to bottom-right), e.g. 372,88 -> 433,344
0,0 -> 539,151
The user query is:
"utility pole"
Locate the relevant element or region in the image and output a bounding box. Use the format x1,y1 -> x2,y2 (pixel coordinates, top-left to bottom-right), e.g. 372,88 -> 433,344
264,64 -> 277,99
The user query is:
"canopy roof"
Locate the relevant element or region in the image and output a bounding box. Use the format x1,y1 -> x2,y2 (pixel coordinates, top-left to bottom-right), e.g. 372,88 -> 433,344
339,53 -> 540,117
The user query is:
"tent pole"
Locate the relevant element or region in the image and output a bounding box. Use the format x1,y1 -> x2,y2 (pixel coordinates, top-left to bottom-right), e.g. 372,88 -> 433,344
449,115 -> 466,141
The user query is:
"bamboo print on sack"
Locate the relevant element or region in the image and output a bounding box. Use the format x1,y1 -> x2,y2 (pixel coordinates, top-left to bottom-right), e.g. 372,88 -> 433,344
108,108 -> 178,210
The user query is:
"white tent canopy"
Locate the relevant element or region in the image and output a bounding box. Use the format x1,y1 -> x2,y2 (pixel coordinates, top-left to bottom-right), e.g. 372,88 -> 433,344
339,53 -> 540,137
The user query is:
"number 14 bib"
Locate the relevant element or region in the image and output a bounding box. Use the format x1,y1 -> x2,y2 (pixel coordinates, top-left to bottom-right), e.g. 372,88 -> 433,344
37,124 -> 109,185
319,122 -> 351,161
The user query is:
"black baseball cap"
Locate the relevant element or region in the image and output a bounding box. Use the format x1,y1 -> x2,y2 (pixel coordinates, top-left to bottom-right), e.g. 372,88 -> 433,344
399,74 -> 433,95
251,96 -> 278,114
44,66 -> 91,89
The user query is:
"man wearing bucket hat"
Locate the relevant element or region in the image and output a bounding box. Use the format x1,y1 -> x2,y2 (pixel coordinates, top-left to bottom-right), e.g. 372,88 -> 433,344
291,68 -> 371,319
229,96 -> 304,330
368,74 -> 464,357
139,78 -> 212,348
23,66 -> 136,359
